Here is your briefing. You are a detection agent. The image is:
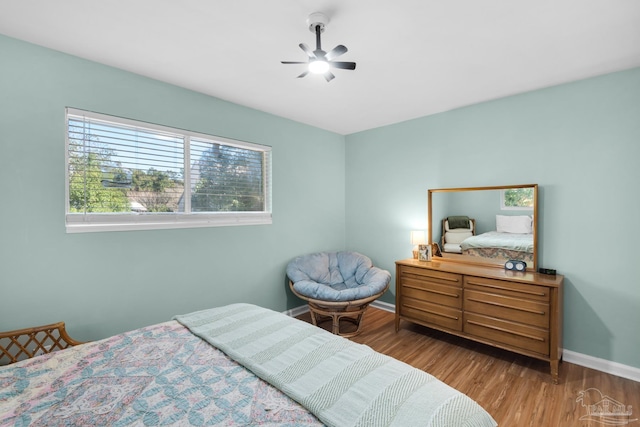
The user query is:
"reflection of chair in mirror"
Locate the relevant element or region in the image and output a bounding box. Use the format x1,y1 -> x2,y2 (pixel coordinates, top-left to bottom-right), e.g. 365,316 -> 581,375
286,251 -> 391,337
441,217 -> 475,253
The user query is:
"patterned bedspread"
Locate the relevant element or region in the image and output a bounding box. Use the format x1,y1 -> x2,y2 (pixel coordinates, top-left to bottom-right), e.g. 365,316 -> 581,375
463,247 -> 535,263
461,231 -> 534,262
0,321 -> 323,426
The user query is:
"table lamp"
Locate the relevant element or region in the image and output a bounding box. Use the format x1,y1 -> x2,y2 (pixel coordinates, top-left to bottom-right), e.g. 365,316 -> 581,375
410,230 -> 426,259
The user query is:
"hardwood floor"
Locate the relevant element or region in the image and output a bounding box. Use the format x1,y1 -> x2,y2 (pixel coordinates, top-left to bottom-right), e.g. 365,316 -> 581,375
297,308 -> 640,427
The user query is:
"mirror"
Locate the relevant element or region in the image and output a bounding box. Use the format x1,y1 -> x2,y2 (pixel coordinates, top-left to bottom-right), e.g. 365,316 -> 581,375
428,184 -> 538,270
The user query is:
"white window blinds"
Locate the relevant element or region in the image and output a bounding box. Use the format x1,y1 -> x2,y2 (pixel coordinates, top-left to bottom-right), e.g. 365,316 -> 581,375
65,108 -> 272,233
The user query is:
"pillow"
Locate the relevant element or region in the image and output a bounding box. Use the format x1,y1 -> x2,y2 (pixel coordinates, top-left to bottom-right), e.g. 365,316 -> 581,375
496,215 -> 532,234
445,230 -> 473,244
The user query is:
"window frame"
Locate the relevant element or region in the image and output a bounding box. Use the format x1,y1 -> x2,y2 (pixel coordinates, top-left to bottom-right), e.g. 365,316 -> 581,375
500,188 -> 534,211
65,108 -> 272,233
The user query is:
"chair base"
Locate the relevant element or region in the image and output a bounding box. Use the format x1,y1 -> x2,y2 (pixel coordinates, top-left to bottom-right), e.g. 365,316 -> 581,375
289,281 -> 386,338
307,300 -> 370,338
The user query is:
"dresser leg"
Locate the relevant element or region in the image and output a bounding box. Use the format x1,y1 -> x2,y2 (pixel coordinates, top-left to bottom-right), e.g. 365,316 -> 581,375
550,360 -> 560,384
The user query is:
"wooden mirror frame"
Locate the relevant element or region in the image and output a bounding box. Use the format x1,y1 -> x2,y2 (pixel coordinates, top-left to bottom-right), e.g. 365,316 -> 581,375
428,184 -> 538,270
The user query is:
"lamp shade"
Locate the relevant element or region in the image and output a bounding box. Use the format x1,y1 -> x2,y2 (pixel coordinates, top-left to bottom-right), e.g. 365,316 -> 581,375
410,230 -> 426,245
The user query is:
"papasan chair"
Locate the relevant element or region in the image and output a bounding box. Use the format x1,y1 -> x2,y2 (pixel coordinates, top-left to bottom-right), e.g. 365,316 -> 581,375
286,251 -> 391,337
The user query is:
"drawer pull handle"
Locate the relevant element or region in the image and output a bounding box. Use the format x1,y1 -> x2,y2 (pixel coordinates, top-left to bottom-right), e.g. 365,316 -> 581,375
466,281 -> 547,297
404,284 -> 460,298
466,298 -> 546,315
466,320 -> 545,342
405,273 -> 461,284
405,304 -> 459,321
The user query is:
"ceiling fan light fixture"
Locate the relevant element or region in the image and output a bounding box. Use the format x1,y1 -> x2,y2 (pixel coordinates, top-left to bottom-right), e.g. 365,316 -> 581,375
281,11 -> 356,82
309,59 -> 330,74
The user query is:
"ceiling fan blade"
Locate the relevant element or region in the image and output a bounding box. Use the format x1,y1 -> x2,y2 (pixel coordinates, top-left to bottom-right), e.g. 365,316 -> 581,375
299,43 -> 316,59
326,45 -> 348,61
297,70 -> 309,78
323,71 -> 335,82
330,61 -> 357,70
281,61 -> 307,65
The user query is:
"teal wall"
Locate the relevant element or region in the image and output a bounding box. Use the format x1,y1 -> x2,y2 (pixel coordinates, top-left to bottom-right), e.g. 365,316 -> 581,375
0,35 -> 346,340
345,67 -> 640,369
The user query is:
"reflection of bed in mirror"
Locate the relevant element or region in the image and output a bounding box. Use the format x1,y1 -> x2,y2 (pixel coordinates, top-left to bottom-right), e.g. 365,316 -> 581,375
458,214 -> 534,264
460,231 -> 534,263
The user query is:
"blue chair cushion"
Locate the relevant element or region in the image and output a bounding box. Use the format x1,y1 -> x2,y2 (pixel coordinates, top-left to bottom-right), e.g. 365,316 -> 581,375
286,252 -> 391,302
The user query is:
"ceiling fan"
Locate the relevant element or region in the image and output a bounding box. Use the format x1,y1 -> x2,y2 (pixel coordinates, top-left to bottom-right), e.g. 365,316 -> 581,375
281,12 -> 356,82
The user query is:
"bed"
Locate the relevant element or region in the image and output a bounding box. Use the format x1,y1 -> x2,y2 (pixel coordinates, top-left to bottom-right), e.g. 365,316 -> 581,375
458,214 -> 534,263
0,303 -> 497,427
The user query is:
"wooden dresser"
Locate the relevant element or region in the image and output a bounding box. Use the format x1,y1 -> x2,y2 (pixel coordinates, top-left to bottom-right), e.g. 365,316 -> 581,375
395,259 -> 563,383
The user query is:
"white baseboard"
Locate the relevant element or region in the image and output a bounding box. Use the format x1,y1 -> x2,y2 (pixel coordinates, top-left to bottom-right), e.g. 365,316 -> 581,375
371,300 -> 396,313
563,350 -> 640,383
285,303 -> 640,383
283,304 -> 309,318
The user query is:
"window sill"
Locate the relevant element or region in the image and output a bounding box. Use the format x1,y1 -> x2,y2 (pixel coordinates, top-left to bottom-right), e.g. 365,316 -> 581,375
65,212 -> 272,233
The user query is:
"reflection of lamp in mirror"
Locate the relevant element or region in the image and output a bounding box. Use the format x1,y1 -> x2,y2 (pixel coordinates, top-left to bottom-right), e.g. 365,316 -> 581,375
410,230 -> 426,259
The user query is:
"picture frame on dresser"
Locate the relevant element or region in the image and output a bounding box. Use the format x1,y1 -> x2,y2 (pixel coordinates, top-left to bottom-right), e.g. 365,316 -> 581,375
431,242 -> 442,258
418,244 -> 430,261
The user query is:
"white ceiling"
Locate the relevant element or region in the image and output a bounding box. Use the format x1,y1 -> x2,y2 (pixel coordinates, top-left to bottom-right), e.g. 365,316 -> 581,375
1,0 -> 639,135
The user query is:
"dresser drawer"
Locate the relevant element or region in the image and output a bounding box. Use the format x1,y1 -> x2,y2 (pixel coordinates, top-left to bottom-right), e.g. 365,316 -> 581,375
400,266 -> 463,287
401,278 -> 462,309
464,288 -> 549,328
464,312 -> 549,355
464,276 -> 550,303
401,298 -> 462,331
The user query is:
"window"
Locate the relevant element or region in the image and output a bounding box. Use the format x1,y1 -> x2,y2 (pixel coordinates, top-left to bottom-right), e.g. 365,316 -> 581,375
500,187 -> 534,210
66,108 -> 271,233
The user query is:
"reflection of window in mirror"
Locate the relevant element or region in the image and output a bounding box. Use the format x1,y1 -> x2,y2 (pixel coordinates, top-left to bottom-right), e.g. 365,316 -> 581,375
501,188 -> 534,210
